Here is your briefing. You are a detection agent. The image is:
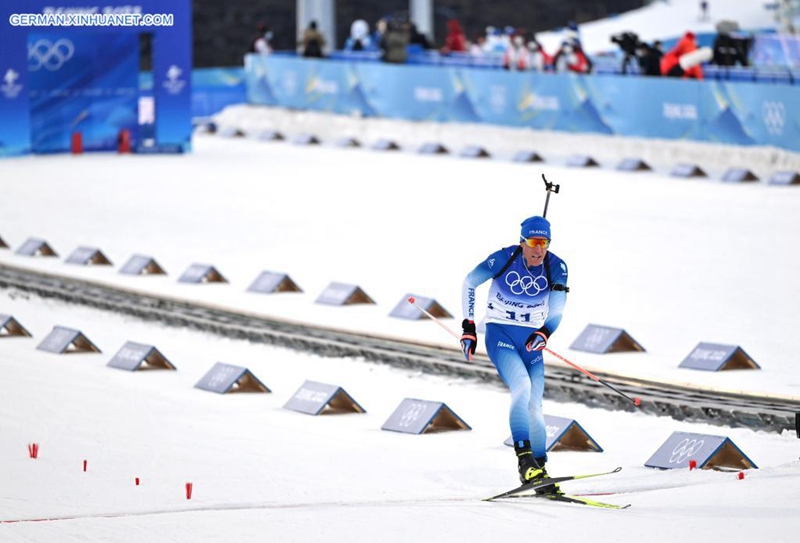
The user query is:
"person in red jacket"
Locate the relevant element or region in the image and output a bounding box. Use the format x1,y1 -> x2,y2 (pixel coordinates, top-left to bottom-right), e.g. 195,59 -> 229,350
552,41 -> 592,74
441,19 -> 467,54
661,31 -> 704,79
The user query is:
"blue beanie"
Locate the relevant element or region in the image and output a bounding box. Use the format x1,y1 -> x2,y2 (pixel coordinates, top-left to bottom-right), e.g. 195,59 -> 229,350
520,215 -> 551,239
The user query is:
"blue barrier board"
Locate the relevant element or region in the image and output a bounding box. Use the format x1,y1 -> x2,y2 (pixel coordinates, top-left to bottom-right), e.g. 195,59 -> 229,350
315,282 -> 374,305
120,255 -> 166,275
389,294 -> 452,320
679,342 -> 760,371
107,341 -> 175,371
178,264 -> 227,284
283,380 -> 366,415
504,414 -> 603,452
645,431 -> 758,470
15,238 -> 56,257
0,314 -> 31,337
381,398 -> 471,434
769,171 -> 800,185
617,158 -> 650,171
721,168 -> 758,182
65,246 -> 111,266
194,362 -> 270,394
570,324 -> 645,354
37,326 -> 99,354
247,271 -> 302,294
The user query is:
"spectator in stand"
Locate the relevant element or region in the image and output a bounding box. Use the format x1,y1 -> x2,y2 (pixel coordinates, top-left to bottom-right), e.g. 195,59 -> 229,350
527,36 -> 552,72
564,21 -> 583,49
552,41 -> 592,74
469,31 -> 487,56
483,26 -> 507,54
248,22 -> 273,55
501,26 -> 515,50
408,22 -> 432,50
441,19 -> 467,54
373,18 -> 388,49
300,20 -> 326,58
661,31 -> 703,79
344,19 -> 372,52
503,33 -> 530,71
380,16 -> 409,64
637,40 -> 664,76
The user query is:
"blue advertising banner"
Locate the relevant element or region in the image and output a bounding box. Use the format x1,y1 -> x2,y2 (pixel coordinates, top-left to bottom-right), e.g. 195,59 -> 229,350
355,63 -> 476,122
0,0 -> 192,157
244,55 -> 800,153
712,82 -> 800,149
587,75 -> 703,140
459,69 -> 531,128
191,67 -> 246,118
28,32 -> 138,153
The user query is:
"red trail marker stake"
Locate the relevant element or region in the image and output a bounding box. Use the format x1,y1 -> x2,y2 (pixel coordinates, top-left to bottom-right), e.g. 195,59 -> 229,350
135,477 -> 140,486
185,482 -> 193,500
28,443 -> 39,459
83,460 -> 87,472
71,132 -> 83,154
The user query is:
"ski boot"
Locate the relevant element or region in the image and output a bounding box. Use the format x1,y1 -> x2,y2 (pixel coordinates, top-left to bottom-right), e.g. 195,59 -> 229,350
514,441 -> 562,495
531,456 -> 562,496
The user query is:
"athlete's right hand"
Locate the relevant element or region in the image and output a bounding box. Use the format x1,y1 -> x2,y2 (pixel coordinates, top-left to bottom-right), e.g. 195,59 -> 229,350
460,319 -> 477,362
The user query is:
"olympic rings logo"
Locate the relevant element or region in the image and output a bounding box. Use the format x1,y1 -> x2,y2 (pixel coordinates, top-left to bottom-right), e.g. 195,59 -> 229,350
669,438 -> 704,464
505,270 -> 548,297
398,402 -> 428,427
28,39 -> 75,72
762,101 -> 785,136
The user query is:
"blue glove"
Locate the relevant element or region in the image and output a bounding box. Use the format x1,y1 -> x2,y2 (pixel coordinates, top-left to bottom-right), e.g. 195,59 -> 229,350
525,328 -> 549,352
460,319 -> 477,362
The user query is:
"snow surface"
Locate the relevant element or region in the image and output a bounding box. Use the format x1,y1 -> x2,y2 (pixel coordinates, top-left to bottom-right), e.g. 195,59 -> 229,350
536,0 -> 779,54
1,1 -> 799,533
1,130 -> 799,542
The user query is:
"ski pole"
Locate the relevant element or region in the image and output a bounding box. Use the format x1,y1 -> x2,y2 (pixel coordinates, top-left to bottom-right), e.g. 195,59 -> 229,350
541,173 -> 560,218
406,298 -> 641,406
540,348 -> 641,406
407,297 -> 461,341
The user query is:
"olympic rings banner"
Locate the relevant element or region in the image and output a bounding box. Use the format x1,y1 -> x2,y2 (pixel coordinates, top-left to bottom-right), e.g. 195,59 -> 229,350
0,0 -> 192,157
244,54 -> 800,152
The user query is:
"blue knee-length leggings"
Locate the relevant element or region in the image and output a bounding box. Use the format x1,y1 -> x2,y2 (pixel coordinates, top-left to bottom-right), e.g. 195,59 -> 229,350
485,323 -> 547,460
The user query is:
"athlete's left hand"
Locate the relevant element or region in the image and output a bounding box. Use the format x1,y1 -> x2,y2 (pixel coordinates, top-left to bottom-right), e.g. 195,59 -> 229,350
525,329 -> 548,352
460,319 -> 477,362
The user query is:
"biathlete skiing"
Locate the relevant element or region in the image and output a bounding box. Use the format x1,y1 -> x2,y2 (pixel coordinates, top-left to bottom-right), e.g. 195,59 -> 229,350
459,178 -> 569,494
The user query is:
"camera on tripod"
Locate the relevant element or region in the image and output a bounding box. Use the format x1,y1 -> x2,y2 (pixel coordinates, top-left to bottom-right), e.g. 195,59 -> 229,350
610,31 -> 641,56
610,31 -> 643,74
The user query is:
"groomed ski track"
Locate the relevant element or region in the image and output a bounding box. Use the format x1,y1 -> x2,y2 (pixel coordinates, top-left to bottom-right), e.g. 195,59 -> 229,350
0,262 -> 796,434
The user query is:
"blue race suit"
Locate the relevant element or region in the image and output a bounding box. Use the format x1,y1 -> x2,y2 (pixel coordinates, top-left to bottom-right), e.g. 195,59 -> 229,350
462,245 -> 568,460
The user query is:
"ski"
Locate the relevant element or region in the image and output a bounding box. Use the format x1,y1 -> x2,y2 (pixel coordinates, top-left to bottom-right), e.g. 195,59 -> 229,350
484,467 -> 622,501
536,493 -> 630,510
